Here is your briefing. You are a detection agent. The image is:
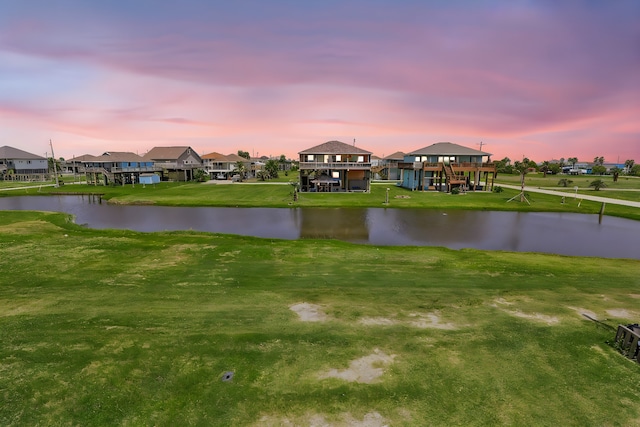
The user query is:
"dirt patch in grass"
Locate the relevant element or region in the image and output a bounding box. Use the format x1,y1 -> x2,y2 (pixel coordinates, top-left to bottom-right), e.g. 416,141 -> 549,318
257,411 -> 389,427
359,316 -> 397,326
318,349 -> 395,384
567,306 -> 598,320
606,309 -> 635,319
290,303 -> 328,322
408,312 -> 456,330
505,310 -> 559,325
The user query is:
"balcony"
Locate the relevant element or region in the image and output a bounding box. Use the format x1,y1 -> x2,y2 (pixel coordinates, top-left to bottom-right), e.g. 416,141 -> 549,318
80,166 -> 160,173
299,161 -> 371,170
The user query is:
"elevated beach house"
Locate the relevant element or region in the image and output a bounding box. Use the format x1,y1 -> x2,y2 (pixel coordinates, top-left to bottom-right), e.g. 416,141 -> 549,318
201,152 -> 249,180
397,142 -> 496,192
143,146 -> 203,181
298,140 -> 372,192
81,152 -> 156,185
379,151 -> 406,180
0,146 -> 49,181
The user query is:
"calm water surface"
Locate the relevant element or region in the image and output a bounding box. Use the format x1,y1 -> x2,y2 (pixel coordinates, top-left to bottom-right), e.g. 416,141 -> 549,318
1,195 -> 638,259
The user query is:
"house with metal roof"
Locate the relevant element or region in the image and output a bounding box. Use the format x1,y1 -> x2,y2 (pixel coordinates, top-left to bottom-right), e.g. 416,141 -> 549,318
397,142 -> 496,192
0,146 -> 49,181
298,140 -> 373,192
143,146 -> 202,181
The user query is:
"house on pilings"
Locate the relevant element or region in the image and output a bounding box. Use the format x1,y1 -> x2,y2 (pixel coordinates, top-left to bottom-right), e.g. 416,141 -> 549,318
397,142 -> 496,192
143,146 -> 203,181
81,152 -> 157,186
298,140 -> 373,193
0,146 -> 49,182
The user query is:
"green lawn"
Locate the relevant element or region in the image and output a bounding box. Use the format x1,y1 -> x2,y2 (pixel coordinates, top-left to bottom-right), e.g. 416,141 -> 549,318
496,172 -> 640,190
1,211 -> 639,426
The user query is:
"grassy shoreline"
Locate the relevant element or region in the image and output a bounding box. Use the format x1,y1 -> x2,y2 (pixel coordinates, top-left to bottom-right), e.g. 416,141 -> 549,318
1,210 -> 639,425
1,179 -> 633,221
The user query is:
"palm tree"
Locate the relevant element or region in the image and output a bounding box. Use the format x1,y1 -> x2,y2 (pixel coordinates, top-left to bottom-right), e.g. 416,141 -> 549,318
512,158 -> 530,202
265,159 -> 279,179
589,179 -> 607,191
558,178 -> 573,187
610,166 -> 622,182
567,157 -> 578,170
234,161 -> 247,182
624,159 -> 635,173
540,161 -> 550,177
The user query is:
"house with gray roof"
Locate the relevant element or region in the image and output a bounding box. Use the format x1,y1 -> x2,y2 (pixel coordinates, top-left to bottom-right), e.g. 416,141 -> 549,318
398,142 -> 496,192
379,151 -> 406,180
0,146 -> 49,181
143,146 -> 202,181
298,140 -> 372,192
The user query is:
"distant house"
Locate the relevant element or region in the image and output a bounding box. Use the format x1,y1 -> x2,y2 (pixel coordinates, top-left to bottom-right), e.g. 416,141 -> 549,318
80,152 -> 156,185
298,140 -> 373,192
201,152 -> 249,180
0,146 -> 49,181
143,146 -> 203,181
64,154 -> 96,175
397,142 -> 496,192
380,151 -> 405,180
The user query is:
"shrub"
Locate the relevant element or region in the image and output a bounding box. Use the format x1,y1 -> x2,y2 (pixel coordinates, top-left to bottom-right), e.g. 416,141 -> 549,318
493,186 -> 503,193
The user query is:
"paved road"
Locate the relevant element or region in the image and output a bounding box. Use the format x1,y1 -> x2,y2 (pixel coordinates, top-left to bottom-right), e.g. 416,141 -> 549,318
0,183 -> 58,192
499,184 -> 640,208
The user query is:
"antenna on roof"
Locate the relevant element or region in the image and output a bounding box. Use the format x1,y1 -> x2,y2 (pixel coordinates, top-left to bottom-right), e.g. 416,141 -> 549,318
478,141 -> 485,151
353,138 -> 356,146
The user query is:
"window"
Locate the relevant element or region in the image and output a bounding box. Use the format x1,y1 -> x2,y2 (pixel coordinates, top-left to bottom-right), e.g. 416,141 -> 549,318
336,155 -> 341,161
415,156 -> 420,162
357,156 -> 364,162
307,155 -> 314,161
332,171 -> 340,178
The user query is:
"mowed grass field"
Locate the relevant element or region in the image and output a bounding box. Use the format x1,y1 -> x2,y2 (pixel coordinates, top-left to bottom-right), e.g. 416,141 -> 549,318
496,173 -> 640,202
1,211 -> 639,426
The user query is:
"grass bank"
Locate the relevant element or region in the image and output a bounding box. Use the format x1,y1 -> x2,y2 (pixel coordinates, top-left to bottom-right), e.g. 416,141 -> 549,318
11,180 -> 636,221
1,211 -> 639,425
495,172 -> 640,188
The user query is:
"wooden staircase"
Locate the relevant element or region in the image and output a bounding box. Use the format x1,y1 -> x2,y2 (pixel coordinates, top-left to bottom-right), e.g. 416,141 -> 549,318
443,164 -> 465,191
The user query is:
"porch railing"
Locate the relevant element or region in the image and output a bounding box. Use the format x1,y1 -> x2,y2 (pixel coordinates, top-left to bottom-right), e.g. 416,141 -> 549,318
299,161 -> 371,169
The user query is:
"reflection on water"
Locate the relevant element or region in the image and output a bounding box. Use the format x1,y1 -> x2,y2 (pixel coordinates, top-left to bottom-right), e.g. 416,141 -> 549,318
299,208 -> 369,240
1,195 -> 638,259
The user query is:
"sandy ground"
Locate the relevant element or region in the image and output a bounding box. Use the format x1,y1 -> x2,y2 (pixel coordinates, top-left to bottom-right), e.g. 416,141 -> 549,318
290,303 -> 328,322
258,411 -> 390,427
318,349 -> 396,384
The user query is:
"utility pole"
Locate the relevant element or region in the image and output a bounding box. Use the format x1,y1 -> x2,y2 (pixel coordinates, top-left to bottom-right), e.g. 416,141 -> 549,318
49,139 -> 60,187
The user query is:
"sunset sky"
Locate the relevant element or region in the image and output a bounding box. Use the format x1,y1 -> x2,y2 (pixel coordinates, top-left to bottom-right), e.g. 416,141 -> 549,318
1,1 -> 638,163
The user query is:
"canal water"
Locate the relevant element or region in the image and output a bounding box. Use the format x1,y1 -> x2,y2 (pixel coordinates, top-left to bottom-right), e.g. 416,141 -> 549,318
1,195 -> 638,259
